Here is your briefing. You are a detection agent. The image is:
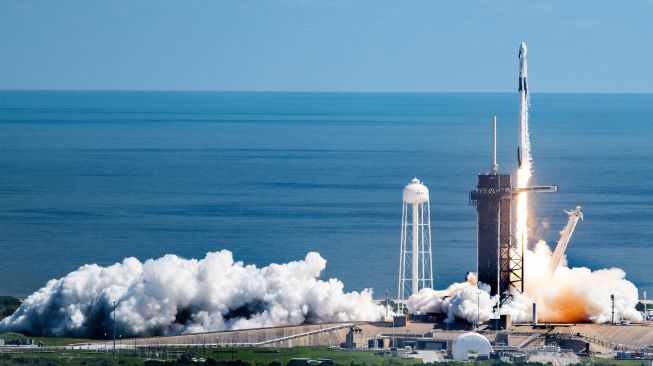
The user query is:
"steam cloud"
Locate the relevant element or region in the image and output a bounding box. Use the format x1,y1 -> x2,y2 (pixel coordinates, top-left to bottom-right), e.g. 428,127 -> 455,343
408,241 -> 642,324
0,251 -> 385,337
505,241 -> 642,323
407,273 -> 498,324
1,238 -> 641,337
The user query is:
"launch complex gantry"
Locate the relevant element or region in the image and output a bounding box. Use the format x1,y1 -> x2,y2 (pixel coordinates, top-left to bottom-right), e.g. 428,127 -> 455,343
469,117 -> 557,300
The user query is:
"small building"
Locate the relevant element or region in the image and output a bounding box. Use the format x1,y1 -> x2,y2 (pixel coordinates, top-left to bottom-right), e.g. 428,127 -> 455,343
343,326 -> 365,349
393,315 -> 407,327
415,337 -> 448,350
3,338 -> 33,346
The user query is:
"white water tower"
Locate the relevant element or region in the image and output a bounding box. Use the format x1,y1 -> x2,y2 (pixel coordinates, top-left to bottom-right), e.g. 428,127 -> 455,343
398,178 -> 434,304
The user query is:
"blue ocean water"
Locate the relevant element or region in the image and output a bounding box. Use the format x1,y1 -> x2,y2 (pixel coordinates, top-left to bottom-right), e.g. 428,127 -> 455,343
1,91 -> 651,299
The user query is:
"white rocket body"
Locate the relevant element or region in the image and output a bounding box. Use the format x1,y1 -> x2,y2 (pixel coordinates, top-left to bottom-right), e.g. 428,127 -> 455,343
517,42 -> 529,168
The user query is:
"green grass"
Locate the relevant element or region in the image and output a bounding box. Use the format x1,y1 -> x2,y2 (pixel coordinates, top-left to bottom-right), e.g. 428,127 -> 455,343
0,342 -> 650,366
192,347 -> 422,365
0,346 -> 422,366
0,352 -> 146,366
1,332 -> 92,347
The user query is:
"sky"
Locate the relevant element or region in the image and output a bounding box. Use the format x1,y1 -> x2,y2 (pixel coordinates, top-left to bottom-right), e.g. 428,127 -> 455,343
0,0 -> 652,93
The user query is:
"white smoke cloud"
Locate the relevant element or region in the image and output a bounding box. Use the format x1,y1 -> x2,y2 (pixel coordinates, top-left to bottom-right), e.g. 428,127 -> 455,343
0,251 -> 385,337
407,240 -> 642,325
407,273 -> 498,324
501,240 -> 642,324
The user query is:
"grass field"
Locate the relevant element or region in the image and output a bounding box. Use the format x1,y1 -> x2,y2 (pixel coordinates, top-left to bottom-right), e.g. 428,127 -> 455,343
1,337 -> 652,366
0,346 -> 420,366
1,345 -> 652,366
1,332 -> 92,347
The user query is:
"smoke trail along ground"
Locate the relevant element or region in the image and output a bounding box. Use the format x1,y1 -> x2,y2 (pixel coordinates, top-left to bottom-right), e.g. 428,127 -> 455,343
0,251 -> 385,337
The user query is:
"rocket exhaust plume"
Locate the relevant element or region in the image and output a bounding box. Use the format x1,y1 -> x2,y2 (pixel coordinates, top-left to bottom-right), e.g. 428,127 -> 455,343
502,241 -> 642,324
0,251 -> 385,337
516,42 -> 532,257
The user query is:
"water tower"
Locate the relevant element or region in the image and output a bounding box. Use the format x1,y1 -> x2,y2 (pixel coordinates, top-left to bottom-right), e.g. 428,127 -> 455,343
397,178 -> 434,304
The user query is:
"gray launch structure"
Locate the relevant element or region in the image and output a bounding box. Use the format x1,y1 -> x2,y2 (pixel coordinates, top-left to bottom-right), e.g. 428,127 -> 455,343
470,173 -> 515,297
469,117 -> 519,298
469,114 -> 556,299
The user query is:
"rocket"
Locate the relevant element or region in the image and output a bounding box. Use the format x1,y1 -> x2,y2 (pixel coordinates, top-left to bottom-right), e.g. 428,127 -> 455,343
517,42 -> 528,168
518,42 -> 528,94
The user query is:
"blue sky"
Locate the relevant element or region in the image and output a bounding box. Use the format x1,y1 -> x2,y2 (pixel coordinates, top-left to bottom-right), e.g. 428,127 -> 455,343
1,0 -> 651,92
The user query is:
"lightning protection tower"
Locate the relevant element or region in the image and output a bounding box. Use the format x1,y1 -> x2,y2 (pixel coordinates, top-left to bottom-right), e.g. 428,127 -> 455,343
398,178 -> 434,305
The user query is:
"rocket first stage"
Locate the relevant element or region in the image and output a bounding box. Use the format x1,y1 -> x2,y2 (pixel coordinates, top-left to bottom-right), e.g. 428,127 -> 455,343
517,42 -> 528,168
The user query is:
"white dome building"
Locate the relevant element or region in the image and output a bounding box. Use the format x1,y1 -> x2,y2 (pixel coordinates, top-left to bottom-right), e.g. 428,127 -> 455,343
452,332 -> 493,361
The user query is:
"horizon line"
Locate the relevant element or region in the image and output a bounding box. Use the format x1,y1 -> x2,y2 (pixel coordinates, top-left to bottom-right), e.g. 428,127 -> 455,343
1,88 -> 652,95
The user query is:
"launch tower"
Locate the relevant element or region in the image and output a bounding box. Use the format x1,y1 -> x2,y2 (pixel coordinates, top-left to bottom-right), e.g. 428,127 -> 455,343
470,118 -> 514,297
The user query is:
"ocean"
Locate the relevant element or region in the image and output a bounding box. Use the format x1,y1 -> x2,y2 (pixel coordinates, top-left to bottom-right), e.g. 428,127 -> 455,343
1,91 -> 651,299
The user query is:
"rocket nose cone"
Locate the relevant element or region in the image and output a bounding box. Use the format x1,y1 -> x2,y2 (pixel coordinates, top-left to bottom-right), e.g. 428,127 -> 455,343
519,42 -> 528,58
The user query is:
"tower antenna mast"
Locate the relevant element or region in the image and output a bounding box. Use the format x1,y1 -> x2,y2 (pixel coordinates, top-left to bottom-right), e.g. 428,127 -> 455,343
492,116 -> 498,174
